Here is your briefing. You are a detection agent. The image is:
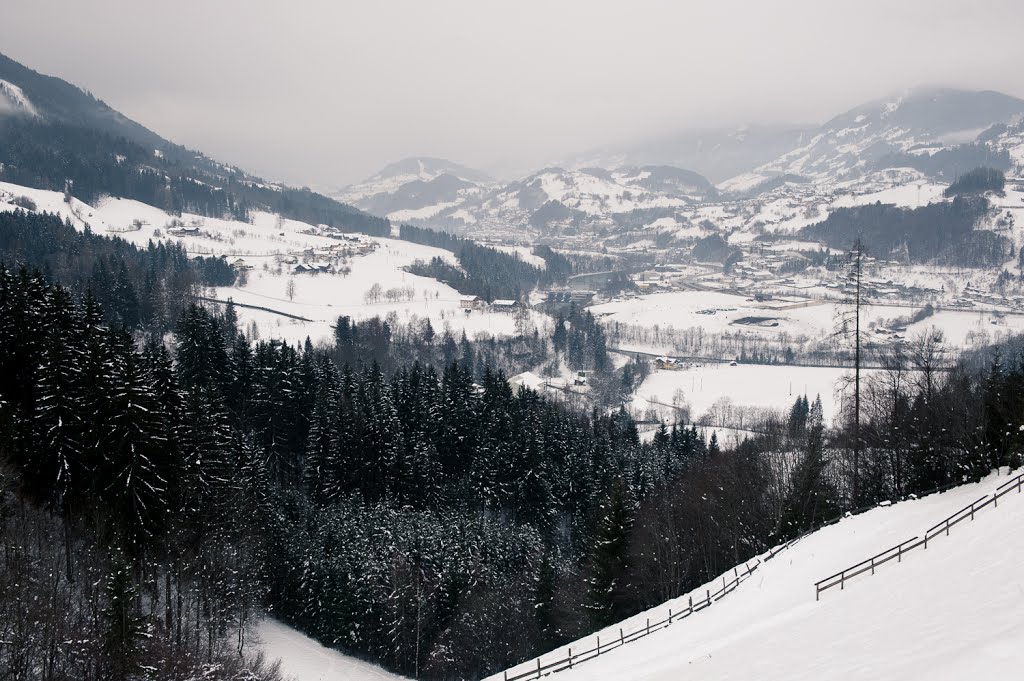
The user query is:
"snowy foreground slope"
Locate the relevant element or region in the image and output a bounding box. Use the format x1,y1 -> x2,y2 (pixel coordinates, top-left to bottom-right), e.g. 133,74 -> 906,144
254,618 -> 407,681
490,470 -> 1024,681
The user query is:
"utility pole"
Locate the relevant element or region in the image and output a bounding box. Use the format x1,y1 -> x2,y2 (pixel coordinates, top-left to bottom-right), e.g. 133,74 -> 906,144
850,239 -> 864,505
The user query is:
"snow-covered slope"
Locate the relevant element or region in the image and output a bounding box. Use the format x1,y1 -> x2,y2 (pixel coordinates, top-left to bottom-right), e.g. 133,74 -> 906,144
253,618 -> 407,681
334,157 -> 495,222
0,78 -> 39,117
438,165 -> 714,236
0,180 -> 545,346
721,88 -> 1024,192
491,470 -> 1024,681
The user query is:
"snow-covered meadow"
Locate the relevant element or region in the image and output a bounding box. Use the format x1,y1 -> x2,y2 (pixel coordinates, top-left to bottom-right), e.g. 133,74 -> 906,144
632,363 -> 866,425
0,181 -> 547,346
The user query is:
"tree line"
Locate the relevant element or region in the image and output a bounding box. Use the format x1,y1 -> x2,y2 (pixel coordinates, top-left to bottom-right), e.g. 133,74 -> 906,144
0,209 -> 234,332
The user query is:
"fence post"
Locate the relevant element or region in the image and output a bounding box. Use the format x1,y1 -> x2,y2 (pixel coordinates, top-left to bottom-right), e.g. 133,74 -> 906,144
596,636 -> 600,655
970,501 -> 975,521
668,608 -> 673,624
646,618 -> 650,635
706,589 -> 711,606
840,570 -> 845,591
870,556 -> 875,575
568,649 -> 572,669
689,595 -> 693,614
620,628 -> 624,645
898,542 -> 902,563
504,671 -> 508,681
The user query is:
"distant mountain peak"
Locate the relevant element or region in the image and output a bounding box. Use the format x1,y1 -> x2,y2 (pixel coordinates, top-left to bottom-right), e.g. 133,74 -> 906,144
368,156 -> 493,184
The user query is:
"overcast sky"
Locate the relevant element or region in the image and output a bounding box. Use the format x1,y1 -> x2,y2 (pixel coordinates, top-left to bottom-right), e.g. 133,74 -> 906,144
5,0 -> 1024,187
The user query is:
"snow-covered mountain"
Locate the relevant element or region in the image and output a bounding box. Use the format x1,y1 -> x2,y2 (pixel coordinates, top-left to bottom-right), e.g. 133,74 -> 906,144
341,160 -> 716,236
568,124 -> 817,185
721,88 -> 1024,192
446,165 -> 716,237
345,89 -> 1024,246
334,156 -> 495,222
0,51 -> 168,150
0,78 -> 39,117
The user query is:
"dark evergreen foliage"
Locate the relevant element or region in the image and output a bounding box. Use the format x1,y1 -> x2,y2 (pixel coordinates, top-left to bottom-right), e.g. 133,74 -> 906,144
0,209 -> 233,331
2,250 -> 1022,677
800,197 -> 994,265
399,223 -> 571,301
944,166 -> 1006,197
877,143 -> 1010,180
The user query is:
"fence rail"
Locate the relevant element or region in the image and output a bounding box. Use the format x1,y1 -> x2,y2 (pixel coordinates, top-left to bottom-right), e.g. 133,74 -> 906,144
501,555 -> 775,681
497,471 -> 1019,681
815,469 -> 1024,600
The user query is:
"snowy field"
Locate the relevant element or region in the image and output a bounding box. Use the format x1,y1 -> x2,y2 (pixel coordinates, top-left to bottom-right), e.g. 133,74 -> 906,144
0,181 -> 546,346
491,469 -> 1024,681
632,364 -> 866,424
594,287 -> 1024,353
212,238 -> 542,347
594,290 -> 899,341
252,618 -> 406,681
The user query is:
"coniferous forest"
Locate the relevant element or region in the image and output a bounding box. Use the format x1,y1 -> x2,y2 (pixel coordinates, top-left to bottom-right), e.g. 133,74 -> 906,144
2,210 -> 1024,680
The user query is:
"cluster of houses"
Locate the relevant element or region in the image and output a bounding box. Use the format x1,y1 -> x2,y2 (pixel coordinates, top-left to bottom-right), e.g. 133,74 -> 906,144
459,295 -> 521,313
167,224 -> 202,237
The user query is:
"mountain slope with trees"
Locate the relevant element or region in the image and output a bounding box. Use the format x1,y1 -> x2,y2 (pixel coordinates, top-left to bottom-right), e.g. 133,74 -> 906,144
0,51 -> 389,235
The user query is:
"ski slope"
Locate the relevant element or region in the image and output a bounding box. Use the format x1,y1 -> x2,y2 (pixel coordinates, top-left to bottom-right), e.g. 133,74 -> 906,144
490,469 -> 1024,681
253,617 -> 407,681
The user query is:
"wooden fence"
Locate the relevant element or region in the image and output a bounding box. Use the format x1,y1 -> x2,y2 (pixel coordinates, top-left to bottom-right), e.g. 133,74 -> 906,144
495,473 -> 1009,681
500,539 -> 800,681
815,469 -> 1024,600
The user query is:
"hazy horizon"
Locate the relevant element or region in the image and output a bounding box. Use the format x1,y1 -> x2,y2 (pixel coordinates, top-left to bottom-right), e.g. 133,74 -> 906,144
5,0 -> 1024,188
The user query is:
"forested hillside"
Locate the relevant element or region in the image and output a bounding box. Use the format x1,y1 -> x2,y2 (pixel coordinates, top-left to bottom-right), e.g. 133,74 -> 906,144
800,197 -> 1007,265
0,209 -> 234,331
2,212 -> 1024,678
0,116 -> 390,234
400,224 -> 571,301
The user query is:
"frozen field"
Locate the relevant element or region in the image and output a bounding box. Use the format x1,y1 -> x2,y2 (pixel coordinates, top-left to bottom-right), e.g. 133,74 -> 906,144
491,469 -> 1024,681
633,363 -> 866,424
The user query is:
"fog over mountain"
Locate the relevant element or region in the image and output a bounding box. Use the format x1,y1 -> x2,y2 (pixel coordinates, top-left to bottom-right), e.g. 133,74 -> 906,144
3,0 -> 1024,187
